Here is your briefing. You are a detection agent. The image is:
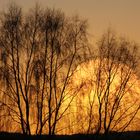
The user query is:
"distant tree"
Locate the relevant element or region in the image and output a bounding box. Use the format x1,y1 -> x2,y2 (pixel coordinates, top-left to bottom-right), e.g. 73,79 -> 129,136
88,30 -> 140,134
68,30 -> 140,135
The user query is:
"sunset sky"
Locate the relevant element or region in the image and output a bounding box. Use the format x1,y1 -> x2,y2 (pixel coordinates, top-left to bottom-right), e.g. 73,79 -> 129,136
0,0 -> 140,43
0,0 -> 140,135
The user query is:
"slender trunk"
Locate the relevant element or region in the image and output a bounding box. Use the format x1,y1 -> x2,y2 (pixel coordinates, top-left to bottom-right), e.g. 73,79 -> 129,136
48,40 -> 54,135
26,99 -> 31,135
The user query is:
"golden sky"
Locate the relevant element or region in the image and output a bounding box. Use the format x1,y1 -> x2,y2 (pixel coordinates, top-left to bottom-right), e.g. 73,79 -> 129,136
0,0 -> 140,43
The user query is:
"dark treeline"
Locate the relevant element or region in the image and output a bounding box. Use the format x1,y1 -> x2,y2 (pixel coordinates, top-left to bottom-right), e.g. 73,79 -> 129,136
0,3 -> 139,136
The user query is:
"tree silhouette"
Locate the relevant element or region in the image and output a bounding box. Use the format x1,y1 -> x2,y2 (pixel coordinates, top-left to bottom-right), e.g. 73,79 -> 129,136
0,3 -> 89,135
0,3 -> 139,136
73,30 -> 140,134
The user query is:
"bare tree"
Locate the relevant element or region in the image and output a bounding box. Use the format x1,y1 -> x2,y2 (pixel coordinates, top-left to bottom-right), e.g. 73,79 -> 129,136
67,30 -> 140,135
92,30 -> 140,134
0,3 -> 28,134
0,3 -> 89,135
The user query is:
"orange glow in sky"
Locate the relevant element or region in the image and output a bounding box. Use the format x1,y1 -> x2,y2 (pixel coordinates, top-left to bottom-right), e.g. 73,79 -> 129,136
0,0 -> 140,43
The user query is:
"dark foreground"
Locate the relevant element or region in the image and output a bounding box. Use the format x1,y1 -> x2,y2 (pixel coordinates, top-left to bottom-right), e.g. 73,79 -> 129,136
0,131 -> 140,140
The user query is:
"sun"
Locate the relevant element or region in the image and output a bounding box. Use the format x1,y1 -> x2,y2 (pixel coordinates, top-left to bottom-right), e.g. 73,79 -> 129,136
59,59 -> 140,134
